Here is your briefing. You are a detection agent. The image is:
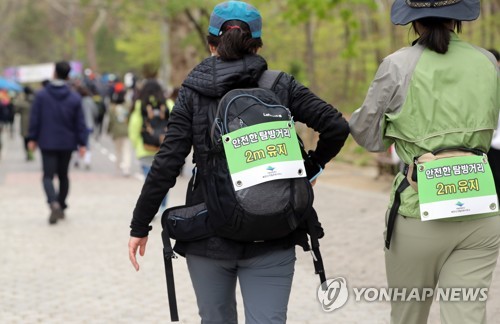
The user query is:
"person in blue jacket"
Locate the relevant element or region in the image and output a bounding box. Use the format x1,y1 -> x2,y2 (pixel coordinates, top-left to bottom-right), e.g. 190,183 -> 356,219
28,61 -> 88,225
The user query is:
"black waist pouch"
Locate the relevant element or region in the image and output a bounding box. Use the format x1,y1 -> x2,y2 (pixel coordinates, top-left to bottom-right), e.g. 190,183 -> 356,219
161,202 -> 214,241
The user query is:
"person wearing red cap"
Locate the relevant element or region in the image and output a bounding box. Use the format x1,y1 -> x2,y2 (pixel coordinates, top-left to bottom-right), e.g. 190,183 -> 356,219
108,81 -> 132,177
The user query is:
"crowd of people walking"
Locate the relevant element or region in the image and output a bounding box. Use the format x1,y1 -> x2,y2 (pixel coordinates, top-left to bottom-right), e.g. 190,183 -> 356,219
0,60 -> 179,224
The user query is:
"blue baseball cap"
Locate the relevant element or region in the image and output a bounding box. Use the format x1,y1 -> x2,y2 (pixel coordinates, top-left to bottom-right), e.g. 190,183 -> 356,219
208,1 -> 262,38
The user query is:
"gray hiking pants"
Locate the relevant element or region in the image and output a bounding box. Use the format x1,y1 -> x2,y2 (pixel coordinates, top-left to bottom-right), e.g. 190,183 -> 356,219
186,247 -> 296,324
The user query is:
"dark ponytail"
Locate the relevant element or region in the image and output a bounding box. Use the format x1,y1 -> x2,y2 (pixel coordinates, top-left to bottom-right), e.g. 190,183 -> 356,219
412,17 -> 462,54
206,20 -> 263,61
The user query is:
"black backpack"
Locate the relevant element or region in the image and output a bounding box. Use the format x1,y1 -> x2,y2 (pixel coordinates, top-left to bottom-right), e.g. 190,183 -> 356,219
160,71 -> 327,322
140,96 -> 169,151
203,73 -> 314,242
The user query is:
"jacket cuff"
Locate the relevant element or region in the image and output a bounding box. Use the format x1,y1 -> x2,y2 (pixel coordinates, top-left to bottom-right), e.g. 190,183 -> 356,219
130,225 -> 153,238
308,150 -> 326,168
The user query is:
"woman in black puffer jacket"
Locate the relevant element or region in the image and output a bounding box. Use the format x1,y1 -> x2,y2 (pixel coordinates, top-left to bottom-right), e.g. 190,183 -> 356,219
128,1 -> 349,323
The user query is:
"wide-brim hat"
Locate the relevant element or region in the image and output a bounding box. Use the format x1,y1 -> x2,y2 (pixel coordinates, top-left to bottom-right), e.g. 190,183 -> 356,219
391,0 -> 480,25
209,1 -> 262,38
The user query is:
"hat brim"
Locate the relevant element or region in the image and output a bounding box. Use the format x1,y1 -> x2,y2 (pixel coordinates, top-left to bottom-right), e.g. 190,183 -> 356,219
391,0 -> 480,25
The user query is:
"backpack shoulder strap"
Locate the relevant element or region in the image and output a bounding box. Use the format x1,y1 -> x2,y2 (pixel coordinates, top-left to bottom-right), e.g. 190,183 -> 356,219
258,70 -> 283,90
161,227 -> 179,321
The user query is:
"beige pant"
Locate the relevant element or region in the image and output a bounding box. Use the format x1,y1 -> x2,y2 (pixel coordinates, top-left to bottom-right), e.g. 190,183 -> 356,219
113,137 -> 132,175
385,215 -> 500,324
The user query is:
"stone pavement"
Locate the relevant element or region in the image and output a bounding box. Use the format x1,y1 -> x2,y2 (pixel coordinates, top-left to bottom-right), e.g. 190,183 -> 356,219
1,128 -> 499,324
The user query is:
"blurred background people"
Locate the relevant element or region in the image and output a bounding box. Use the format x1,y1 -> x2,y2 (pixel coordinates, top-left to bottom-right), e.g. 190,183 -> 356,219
0,90 -> 15,138
128,78 -> 169,215
108,80 -> 132,177
14,86 -> 35,161
75,85 -> 98,170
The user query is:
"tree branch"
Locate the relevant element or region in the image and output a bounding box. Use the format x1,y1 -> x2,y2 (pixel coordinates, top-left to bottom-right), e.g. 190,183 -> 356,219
184,8 -> 210,54
91,7 -> 107,35
46,0 -> 69,16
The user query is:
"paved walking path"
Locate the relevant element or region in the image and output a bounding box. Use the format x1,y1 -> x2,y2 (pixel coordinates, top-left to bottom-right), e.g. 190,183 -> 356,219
0,128 -> 499,323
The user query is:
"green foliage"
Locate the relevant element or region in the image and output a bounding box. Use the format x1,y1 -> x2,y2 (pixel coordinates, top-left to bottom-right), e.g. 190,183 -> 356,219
79,0 -> 92,7
115,21 -> 162,71
270,0 -> 342,23
113,0 -> 219,72
9,2 -> 52,63
73,29 -> 87,63
288,61 -> 307,83
95,28 -> 128,75
2,0 -> 499,117
2,0 -> 498,166
339,8 -> 360,59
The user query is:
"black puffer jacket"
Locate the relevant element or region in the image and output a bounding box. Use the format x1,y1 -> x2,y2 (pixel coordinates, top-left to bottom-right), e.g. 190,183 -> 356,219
130,54 -> 349,259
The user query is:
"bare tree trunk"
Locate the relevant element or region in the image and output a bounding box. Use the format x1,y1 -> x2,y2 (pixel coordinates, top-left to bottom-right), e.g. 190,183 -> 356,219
490,0 -> 499,47
342,17 -> 352,99
480,3 -> 489,47
0,0 -> 16,20
65,1 -> 76,61
304,20 -> 317,93
378,0 -> 400,53
358,7 -> 369,86
85,36 -> 98,72
371,2 -> 385,64
185,8 -> 210,55
302,19 -> 319,151
86,7 -> 107,72
0,0 -> 26,67
169,14 -> 202,87
159,17 -> 171,89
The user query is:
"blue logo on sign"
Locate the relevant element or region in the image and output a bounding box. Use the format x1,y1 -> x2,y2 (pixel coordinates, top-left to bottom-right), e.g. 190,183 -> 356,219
456,201 -> 464,207
266,166 -> 275,172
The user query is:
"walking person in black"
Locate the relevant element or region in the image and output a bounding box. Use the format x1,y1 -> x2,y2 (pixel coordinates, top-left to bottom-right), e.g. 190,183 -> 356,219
28,61 -> 88,224
128,1 -> 349,322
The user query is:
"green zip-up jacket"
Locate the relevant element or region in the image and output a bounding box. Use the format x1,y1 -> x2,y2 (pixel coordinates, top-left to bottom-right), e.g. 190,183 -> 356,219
350,33 -> 500,220
128,100 -> 157,159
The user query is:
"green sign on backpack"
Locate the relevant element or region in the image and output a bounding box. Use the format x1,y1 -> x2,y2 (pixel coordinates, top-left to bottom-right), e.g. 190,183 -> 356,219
222,120 -> 305,191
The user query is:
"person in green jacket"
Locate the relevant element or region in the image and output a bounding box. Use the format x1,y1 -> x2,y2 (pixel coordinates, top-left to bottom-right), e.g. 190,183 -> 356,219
128,79 -> 169,214
349,1 -> 500,323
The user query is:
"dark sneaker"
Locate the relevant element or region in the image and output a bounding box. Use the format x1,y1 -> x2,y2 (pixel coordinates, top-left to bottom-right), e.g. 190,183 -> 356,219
59,209 -> 65,220
49,202 -> 63,224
